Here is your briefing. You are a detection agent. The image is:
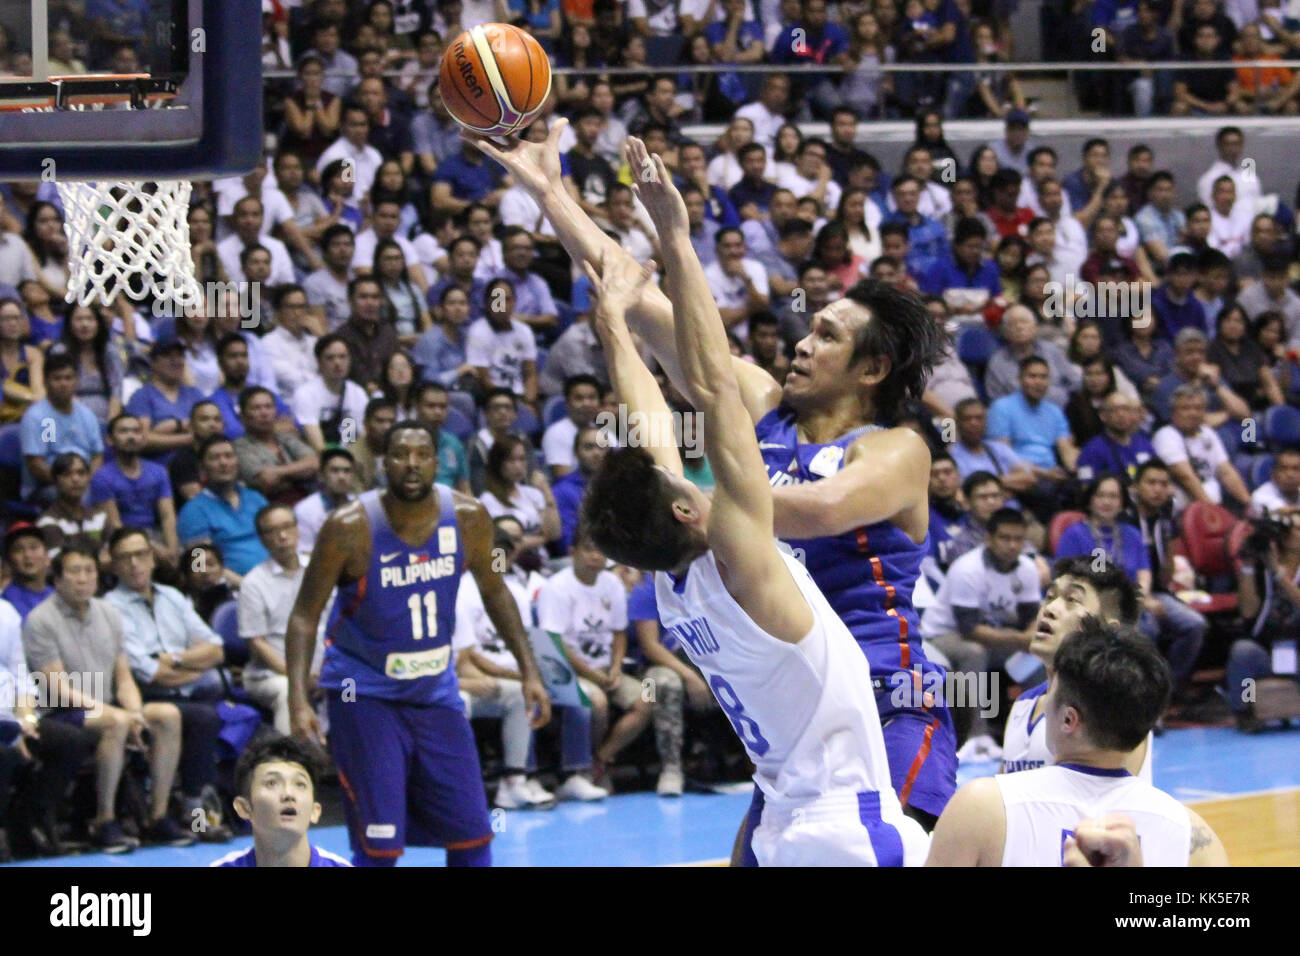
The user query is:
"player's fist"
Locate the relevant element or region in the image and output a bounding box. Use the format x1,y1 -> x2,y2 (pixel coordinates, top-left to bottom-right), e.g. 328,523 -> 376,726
1063,815 -> 1144,867
290,699 -> 323,744
522,677 -> 552,730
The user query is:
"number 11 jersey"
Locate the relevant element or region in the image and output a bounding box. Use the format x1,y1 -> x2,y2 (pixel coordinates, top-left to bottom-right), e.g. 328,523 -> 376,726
322,489 -> 465,707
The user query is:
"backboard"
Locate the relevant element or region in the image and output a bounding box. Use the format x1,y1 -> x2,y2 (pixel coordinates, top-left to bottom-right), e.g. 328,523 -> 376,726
0,0 -> 262,181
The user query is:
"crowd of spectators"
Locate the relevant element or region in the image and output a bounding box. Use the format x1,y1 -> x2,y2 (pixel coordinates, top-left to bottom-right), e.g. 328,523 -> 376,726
0,0 -> 1297,861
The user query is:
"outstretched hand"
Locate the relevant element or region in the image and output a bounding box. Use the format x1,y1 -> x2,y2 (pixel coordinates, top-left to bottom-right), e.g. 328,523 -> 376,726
581,246 -> 656,341
624,137 -> 689,237
462,117 -> 568,198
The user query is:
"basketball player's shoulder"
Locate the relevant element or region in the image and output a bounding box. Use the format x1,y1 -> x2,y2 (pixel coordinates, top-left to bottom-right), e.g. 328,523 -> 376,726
846,425 -> 931,472
319,496 -> 371,541
449,487 -> 490,522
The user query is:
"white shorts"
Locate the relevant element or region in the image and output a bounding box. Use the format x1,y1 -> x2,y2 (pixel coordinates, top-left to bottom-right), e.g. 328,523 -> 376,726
751,789 -> 932,867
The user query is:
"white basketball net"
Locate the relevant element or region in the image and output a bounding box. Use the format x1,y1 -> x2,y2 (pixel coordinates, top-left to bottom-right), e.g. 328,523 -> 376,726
56,179 -> 201,308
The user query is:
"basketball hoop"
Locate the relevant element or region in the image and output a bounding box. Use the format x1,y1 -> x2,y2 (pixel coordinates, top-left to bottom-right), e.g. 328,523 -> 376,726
3,74 -> 201,308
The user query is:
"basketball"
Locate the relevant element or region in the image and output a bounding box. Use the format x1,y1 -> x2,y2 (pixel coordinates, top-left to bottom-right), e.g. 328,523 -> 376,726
438,23 -> 552,137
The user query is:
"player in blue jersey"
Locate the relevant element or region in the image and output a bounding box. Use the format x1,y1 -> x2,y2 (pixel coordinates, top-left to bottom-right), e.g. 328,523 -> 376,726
210,736 -> 351,867
470,125 -> 957,850
285,422 -> 551,867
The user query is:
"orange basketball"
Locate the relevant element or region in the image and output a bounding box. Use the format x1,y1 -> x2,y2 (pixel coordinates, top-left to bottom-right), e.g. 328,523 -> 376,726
439,23 -> 552,137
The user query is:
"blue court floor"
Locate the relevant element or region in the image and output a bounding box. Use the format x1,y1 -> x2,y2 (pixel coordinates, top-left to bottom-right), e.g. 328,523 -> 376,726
7,725 -> 1298,867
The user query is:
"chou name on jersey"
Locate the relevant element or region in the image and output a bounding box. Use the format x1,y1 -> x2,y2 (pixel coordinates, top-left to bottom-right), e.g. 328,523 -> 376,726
381,554 -> 457,588
667,616 -> 720,656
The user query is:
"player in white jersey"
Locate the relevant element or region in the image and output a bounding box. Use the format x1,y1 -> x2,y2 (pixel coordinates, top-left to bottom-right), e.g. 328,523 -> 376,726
1002,556 -> 1153,780
577,139 -> 930,866
927,618 -> 1228,866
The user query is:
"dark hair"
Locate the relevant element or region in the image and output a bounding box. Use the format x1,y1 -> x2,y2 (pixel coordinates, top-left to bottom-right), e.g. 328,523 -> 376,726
274,284 -> 307,309
1018,355 -> 1049,374
1133,457 -> 1170,485
108,525 -> 151,554
961,469 -> 1001,499
484,433 -> 529,503
234,734 -> 327,801
43,352 -> 78,378
1053,617 -> 1171,751
1082,137 -> 1109,156
314,332 -> 347,360
238,243 -> 271,270
320,447 -> 356,470
52,543 -> 98,579
320,223 -> 355,251
53,302 -> 111,398
878,221 -> 909,242
22,201 -> 64,267
581,446 -> 697,571
1050,555 -> 1140,624
991,168 -> 1022,191
191,399 -> 220,420
1145,170 -> 1174,195
365,396 -> 397,421
953,216 -> 987,245
347,275 -> 382,299
931,449 -> 955,467
563,374 -> 601,401
107,412 -> 139,437
238,385 -> 275,415
217,331 -> 248,361
50,451 -> 89,479
1080,471 -> 1130,517
1027,145 -> 1057,166
737,142 -> 767,164
986,506 -> 1026,535
382,419 -> 438,456
198,434 -> 235,462
254,503 -> 296,535
837,279 -> 943,422
483,386 -> 518,410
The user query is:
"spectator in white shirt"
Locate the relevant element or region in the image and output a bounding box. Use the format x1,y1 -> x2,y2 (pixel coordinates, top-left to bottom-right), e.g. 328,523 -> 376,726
736,74 -> 791,150
466,278 -> 539,407
703,227 -> 770,339
895,146 -> 953,221
294,448 -> 358,551
1196,126 -> 1261,218
1206,175 -> 1253,260
262,285 -> 320,396
776,138 -> 842,213
1251,446 -> 1300,517
351,199 -> 428,293
603,184 -> 657,266
1040,180 -> 1088,275
292,334 -> 371,453
303,224 -> 355,332
1151,384 -> 1252,515
216,198 -> 296,286
708,116 -> 758,191
1017,147 -> 1074,219
315,106 -> 384,201
238,505 -> 323,735
480,433 -> 561,557
543,374 -> 602,479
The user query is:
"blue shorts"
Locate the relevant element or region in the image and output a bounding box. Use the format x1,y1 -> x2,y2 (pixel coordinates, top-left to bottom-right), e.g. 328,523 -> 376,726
327,693 -> 492,861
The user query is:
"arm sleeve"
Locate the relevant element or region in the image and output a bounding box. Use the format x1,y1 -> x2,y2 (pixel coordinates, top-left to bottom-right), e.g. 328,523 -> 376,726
21,612 -> 60,673
465,324 -> 492,367
236,576 -> 270,640
1151,427 -> 1188,465
535,579 -> 569,636
176,501 -> 207,546
110,598 -> 160,684
180,590 -> 223,647
609,578 -> 628,631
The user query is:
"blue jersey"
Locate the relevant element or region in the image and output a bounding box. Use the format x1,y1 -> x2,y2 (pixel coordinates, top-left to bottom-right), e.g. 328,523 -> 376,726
755,405 -> 946,719
210,844 -> 352,867
322,489 -> 465,706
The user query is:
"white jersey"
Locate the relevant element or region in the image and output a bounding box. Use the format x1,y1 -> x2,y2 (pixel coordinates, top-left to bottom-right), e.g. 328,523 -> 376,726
655,549 -> 930,866
1002,682 -> 1154,782
995,764 -> 1191,866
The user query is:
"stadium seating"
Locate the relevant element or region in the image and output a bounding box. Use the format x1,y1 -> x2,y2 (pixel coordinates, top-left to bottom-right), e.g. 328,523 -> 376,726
443,405 -> 474,443
1264,405 -> 1300,450
1180,501 -> 1241,615
1048,510 -> 1086,555
211,600 -> 248,668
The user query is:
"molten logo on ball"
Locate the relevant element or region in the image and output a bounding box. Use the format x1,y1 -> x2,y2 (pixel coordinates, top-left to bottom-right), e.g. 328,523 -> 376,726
453,41 -> 485,99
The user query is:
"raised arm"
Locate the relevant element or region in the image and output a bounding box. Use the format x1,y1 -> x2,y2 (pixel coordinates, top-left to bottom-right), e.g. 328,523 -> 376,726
468,125 -> 781,426
626,138 -> 811,644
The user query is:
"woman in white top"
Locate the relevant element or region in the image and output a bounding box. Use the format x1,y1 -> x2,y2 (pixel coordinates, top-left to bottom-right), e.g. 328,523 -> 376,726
479,433 -> 560,558
466,203 -> 505,280
768,123 -> 802,186
175,307 -> 221,395
23,201 -> 70,300
374,239 -> 431,347
834,188 -> 884,264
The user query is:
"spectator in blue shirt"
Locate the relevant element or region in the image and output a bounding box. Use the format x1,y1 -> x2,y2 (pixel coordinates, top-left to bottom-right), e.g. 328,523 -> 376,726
1076,392 -> 1157,486
882,175 -> 951,282
1115,310 -> 1176,396
125,336 -> 206,462
552,424 -> 607,554
949,398 -> 1040,494
176,436 -> 270,579
918,217 -> 1001,297
1062,138 -> 1112,216
1,523 -> 53,620
728,144 -> 778,220
703,0 -> 766,111
207,334 -> 295,441
1150,327 -> 1251,427
677,141 -> 741,229
770,0 -> 852,117
89,413 -> 180,569
495,227 -> 559,341
1152,253 -> 1208,342
1055,475 -> 1148,584
430,141 -> 506,214
987,356 -> 1079,479
426,236 -> 487,320
413,285 -> 474,389
19,353 -> 103,503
